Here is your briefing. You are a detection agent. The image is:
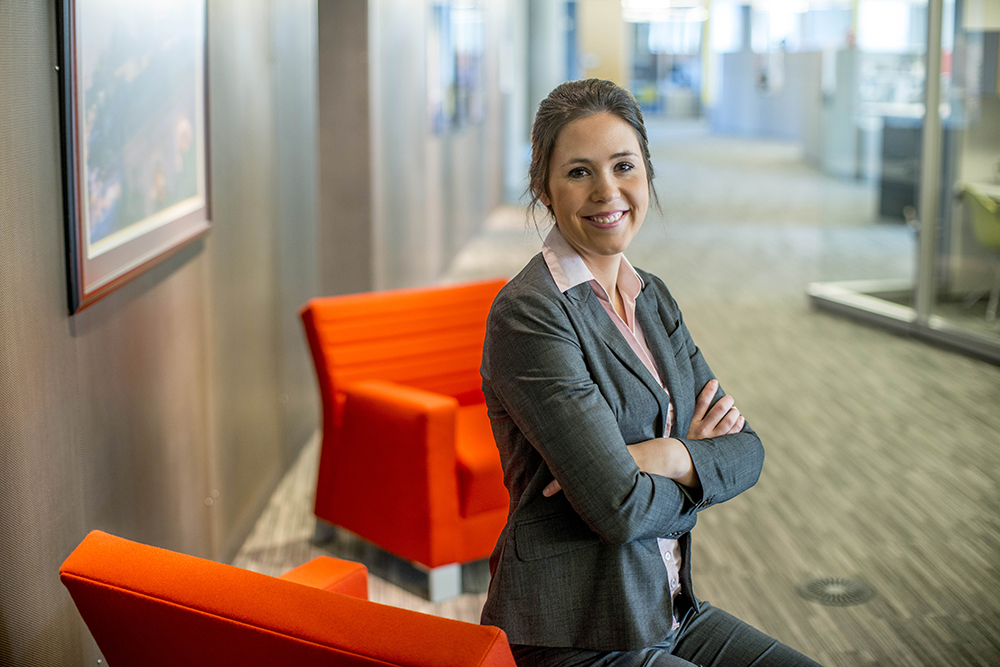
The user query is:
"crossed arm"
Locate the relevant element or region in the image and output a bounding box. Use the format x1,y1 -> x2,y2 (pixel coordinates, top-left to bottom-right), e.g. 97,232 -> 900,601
485,281 -> 763,544
542,378 -> 745,497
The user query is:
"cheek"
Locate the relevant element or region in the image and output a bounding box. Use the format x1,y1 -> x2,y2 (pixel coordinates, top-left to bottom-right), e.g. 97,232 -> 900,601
629,184 -> 648,208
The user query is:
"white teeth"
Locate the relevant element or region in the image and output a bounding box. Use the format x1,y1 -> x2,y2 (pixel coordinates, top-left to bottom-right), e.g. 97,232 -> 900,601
588,211 -> 624,224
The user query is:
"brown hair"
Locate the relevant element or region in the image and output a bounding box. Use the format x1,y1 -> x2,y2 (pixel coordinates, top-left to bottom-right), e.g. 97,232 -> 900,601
527,79 -> 659,217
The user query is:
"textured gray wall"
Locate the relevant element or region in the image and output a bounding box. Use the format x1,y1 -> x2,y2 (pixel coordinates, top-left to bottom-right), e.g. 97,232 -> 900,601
273,0 -> 321,468
370,0 -> 508,289
0,2 -> 95,662
318,0 -> 373,296
0,0 -> 319,663
204,0 -> 286,560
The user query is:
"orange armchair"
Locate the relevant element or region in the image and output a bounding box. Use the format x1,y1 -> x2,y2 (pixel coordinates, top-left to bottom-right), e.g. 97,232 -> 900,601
300,279 -> 508,599
60,530 -> 516,667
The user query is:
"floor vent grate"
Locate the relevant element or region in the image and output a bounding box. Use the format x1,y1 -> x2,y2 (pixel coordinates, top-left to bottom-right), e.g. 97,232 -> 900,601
797,578 -> 875,607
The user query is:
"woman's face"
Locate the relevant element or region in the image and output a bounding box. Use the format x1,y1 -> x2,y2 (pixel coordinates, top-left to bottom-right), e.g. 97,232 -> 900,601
541,112 -> 649,262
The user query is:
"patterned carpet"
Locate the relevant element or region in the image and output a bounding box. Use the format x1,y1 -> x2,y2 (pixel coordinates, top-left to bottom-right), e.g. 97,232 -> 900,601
234,120 -> 1000,666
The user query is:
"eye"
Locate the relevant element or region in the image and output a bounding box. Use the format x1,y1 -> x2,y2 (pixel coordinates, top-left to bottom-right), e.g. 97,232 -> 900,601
615,161 -> 635,173
568,167 -> 589,179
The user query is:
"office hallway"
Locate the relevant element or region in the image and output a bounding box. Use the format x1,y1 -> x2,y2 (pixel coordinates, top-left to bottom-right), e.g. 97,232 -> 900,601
235,123 -> 1000,666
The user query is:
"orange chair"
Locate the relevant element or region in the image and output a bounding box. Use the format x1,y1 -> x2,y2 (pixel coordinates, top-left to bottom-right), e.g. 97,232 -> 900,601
300,279 -> 508,600
60,530 -> 516,667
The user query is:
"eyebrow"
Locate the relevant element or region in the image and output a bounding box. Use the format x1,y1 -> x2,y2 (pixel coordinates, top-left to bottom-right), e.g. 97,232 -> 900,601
559,151 -> 638,168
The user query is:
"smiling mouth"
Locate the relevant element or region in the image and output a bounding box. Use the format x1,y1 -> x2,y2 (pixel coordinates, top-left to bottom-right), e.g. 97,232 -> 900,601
583,211 -> 626,226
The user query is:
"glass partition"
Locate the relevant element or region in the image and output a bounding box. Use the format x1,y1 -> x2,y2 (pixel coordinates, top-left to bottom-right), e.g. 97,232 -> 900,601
803,0 -> 1000,362
929,0 -> 1000,347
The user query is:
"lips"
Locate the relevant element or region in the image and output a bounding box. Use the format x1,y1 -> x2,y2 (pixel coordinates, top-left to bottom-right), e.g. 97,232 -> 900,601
583,210 -> 626,227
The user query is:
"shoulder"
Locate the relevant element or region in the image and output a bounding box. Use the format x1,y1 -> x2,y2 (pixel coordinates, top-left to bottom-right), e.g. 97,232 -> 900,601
485,254 -> 583,349
491,254 -> 565,319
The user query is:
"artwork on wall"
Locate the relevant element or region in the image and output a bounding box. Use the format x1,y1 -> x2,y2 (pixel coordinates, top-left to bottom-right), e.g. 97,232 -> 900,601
428,1 -> 485,134
57,0 -> 211,313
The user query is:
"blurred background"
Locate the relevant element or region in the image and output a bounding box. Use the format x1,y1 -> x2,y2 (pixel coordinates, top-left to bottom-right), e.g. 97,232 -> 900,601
1,0 -> 998,665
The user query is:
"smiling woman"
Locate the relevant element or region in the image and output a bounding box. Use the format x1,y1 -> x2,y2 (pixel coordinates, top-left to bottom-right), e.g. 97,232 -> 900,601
479,79 -> 823,667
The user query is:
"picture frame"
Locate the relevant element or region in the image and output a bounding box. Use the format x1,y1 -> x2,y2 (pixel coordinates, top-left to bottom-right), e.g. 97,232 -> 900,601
428,1 -> 485,134
57,0 -> 211,313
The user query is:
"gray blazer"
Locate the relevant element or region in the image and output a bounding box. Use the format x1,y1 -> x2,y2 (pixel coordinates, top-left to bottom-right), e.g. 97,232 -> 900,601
479,253 -> 764,651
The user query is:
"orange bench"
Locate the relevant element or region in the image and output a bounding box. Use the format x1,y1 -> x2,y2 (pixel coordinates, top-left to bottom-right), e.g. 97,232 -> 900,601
60,530 -> 516,667
300,279 -> 508,599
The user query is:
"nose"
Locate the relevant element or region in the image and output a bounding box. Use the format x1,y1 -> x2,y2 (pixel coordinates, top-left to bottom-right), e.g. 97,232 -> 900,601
591,171 -> 619,203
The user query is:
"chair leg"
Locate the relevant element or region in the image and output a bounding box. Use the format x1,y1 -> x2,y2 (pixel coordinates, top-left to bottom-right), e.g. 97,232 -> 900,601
427,563 -> 461,602
964,285 -> 991,309
310,525 -> 466,602
988,264 -> 1000,322
313,518 -> 338,545
461,558 -> 491,594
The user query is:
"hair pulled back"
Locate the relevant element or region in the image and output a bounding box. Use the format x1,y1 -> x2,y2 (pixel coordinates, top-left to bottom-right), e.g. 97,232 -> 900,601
528,79 -> 659,217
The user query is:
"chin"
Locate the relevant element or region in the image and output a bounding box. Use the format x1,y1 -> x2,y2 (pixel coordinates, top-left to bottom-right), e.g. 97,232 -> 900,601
592,241 -> 632,256
595,232 -> 636,253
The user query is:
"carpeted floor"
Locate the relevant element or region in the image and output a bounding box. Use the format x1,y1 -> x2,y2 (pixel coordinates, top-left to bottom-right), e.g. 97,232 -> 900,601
234,120 -> 1000,666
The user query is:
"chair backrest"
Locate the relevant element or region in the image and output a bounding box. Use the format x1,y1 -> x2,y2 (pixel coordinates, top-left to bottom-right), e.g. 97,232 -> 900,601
962,185 -> 1000,249
60,530 -> 515,667
301,279 -> 506,415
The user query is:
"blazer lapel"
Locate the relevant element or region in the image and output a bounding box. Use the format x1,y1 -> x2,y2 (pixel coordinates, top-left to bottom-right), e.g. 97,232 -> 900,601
566,283 -> 672,423
635,288 -> 693,438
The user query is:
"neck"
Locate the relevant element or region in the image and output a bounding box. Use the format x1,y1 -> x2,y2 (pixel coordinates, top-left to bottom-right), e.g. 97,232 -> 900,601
581,253 -> 622,303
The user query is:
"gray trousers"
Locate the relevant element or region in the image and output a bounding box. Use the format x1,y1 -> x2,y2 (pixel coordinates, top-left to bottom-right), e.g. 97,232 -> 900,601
509,602 -> 823,667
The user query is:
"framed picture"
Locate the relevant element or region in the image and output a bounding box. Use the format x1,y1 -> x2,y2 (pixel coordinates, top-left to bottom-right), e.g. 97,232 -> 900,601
57,0 -> 211,313
428,2 -> 484,134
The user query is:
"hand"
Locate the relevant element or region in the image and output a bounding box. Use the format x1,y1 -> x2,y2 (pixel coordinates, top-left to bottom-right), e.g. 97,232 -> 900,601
687,379 -> 743,440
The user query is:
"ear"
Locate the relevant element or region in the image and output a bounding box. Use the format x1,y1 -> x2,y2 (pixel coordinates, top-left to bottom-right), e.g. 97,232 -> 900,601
539,191 -> 551,207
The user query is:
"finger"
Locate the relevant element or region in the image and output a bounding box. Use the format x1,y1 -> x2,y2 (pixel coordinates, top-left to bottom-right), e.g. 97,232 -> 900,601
692,380 -> 718,421
704,394 -> 735,428
703,407 -> 739,438
727,415 -> 745,434
717,407 -> 740,434
542,479 -> 563,497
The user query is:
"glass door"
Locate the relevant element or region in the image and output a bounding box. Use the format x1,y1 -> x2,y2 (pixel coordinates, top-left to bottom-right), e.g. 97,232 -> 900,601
929,0 -> 1000,352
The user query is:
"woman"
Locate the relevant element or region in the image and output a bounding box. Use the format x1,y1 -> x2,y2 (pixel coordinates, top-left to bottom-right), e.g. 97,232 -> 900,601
480,79 -> 821,667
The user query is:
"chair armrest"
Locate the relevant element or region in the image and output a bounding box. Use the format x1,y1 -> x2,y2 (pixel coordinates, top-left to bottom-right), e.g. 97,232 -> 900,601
335,379 -> 462,566
340,379 -> 460,469
344,378 -> 459,411
278,557 -> 368,600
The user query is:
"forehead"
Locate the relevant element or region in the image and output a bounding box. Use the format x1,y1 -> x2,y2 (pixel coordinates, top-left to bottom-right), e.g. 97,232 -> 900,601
551,112 -> 641,162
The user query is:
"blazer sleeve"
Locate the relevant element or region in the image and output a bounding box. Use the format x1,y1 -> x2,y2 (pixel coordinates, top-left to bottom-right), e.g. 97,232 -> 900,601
483,287 -> 699,546
652,279 -> 765,512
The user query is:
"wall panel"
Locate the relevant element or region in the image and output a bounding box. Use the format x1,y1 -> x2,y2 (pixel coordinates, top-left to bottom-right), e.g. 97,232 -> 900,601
0,0 -> 320,663
272,0 -> 321,467
74,246 -> 214,558
371,0 -> 508,290
0,1 -> 104,663
318,0 -> 373,296
204,0 -> 285,559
